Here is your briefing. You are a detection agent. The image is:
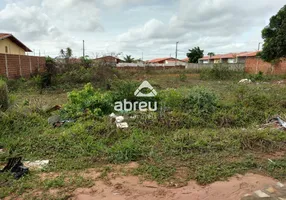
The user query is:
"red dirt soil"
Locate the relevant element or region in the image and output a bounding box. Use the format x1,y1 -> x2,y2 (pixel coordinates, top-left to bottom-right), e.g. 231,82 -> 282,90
71,173 -> 278,200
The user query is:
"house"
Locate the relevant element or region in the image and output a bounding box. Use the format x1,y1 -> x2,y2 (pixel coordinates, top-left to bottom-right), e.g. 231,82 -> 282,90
147,57 -> 186,65
0,33 -> 32,55
94,56 -> 123,66
198,51 -> 259,64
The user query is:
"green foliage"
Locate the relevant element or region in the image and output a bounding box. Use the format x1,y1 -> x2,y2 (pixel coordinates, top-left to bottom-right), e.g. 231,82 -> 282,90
183,86 -> 218,117
0,80 -> 9,111
186,47 -> 204,63
61,83 -> 113,119
207,52 -> 215,57
178,72 -> 187,82
123,55 -> 135,63
80,56 -> 93,68
261,5 -> 286,62
108,131 -> 147,163
200,64 -> 244,80
158,88 -> 184,110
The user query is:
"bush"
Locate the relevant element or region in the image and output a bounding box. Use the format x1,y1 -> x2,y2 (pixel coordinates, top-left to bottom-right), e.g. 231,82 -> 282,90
158,88 -> 184,110
200,64 -> 244,80
61,83 -> 113,119
183,86 -> 218,117
0,80 -> 8,111
179,72 -> 187,82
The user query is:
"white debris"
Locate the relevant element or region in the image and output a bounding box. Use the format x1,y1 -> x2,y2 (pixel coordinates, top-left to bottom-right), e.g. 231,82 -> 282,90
239,79 -> 252,83
109,113 -> 117,118
115,116 -> 125,123
23,160 -> 49,170
116,122 -> 129,129
277,182 -> 285,188
254,190 -> 270,198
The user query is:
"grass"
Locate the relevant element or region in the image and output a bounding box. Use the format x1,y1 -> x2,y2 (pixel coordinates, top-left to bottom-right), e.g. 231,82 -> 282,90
1,67 -> 286,199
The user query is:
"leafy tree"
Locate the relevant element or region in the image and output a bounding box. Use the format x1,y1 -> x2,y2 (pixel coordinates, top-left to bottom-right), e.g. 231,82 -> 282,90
261,5 -> 286,62
80,55 -> 93,68
124,55 -> 135,63
60,47 -> 73,63
208,52 -> 215,57
186,47 -> 204,63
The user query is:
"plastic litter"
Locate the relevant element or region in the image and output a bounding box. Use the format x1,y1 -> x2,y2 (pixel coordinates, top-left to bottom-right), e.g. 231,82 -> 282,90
264,116 -> 286,130
239,79 -> 252,83
24,160 -> 49,170
109,113 -> 129,129
0,157 -> 29,179
116,122 -> 129,129
115,116 -> 124,123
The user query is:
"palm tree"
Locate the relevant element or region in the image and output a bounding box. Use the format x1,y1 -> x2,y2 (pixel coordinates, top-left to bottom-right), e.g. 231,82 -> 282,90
207,52 -> 215,58
124,55 -> 135,63
60,47 -> 73,64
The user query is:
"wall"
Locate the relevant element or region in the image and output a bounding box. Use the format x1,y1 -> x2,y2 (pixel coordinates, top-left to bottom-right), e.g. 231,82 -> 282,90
0,38 -> 26,55
116,63 -> 185,70
245,57 -> 286,74
0,53 -> 46,79
186,63 -> 245,71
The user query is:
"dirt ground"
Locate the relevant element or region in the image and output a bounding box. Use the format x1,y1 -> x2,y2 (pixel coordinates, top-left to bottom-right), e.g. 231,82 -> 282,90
71,173 -> 278,200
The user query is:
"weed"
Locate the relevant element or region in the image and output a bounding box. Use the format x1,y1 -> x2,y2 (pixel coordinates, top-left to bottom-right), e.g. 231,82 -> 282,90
0,79 -> 8,111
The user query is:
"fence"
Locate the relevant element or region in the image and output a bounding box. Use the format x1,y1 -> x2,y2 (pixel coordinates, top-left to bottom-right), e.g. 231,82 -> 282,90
116,63 -> 186,70
0,53 -> 46,79
186,63 -> 245,71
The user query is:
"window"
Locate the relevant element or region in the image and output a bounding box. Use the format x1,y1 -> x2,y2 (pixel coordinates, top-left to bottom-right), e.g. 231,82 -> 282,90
5,46 -> 8,53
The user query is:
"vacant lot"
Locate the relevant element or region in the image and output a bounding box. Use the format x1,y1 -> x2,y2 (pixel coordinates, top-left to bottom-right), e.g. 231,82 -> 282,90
1,68 -> 286,199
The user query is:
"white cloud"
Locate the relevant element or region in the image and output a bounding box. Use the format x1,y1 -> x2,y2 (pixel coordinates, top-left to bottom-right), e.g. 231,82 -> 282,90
116,0 -> 286,57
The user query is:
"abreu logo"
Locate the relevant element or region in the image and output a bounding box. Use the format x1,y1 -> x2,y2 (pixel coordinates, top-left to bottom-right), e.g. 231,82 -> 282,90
114,81 -> 158,112
134,81 -> 157,97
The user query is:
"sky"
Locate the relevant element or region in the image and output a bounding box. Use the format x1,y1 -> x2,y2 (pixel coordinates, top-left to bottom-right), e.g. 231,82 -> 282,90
0,0 -> 285,60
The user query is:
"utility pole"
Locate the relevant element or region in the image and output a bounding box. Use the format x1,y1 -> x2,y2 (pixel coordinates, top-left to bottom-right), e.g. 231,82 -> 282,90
175,41 -> 179,59
83,40 -> 85,58
256,42 -> 263,74
142,52 -> 143,61
258,42 -> 262,51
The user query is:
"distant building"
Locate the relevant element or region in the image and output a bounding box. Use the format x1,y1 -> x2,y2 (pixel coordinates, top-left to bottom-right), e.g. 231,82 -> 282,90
0,33 -> 32,55
198,51 -> 259,64
94,56 -> 123,66
147,57 -> 186,65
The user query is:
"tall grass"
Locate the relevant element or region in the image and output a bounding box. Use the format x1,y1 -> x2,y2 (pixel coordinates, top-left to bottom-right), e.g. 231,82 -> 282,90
0,79 -> 8,111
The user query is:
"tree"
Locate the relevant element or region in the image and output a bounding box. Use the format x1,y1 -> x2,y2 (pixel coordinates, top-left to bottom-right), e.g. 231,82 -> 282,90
261,5 -> 286,62
124,55 -> 135,63
186,47 -> 204,63
208,52 -> 215,57
60,47 -> 73,63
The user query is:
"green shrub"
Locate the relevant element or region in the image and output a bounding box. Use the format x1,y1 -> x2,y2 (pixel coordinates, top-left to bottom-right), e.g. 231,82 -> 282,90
0,80 -> 8,111
183,86 -> 218,117
200,64 -> 244,80
61,83 -> 113,119
158,88 -> 184,110
179,72 -> 187,82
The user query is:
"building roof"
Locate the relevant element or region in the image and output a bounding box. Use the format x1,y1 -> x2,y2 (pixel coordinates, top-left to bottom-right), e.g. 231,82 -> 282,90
237,51 -> 259,57
199,51 -> 259,60
94,56 -> 123,61
148,57 -> 185,63
0,33 -> 32,52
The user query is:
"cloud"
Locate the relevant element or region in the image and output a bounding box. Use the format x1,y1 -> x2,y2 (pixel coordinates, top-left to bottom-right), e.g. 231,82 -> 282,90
0,0 -> 103,56
41,0 -> 103,31
116,0 -> 286,56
